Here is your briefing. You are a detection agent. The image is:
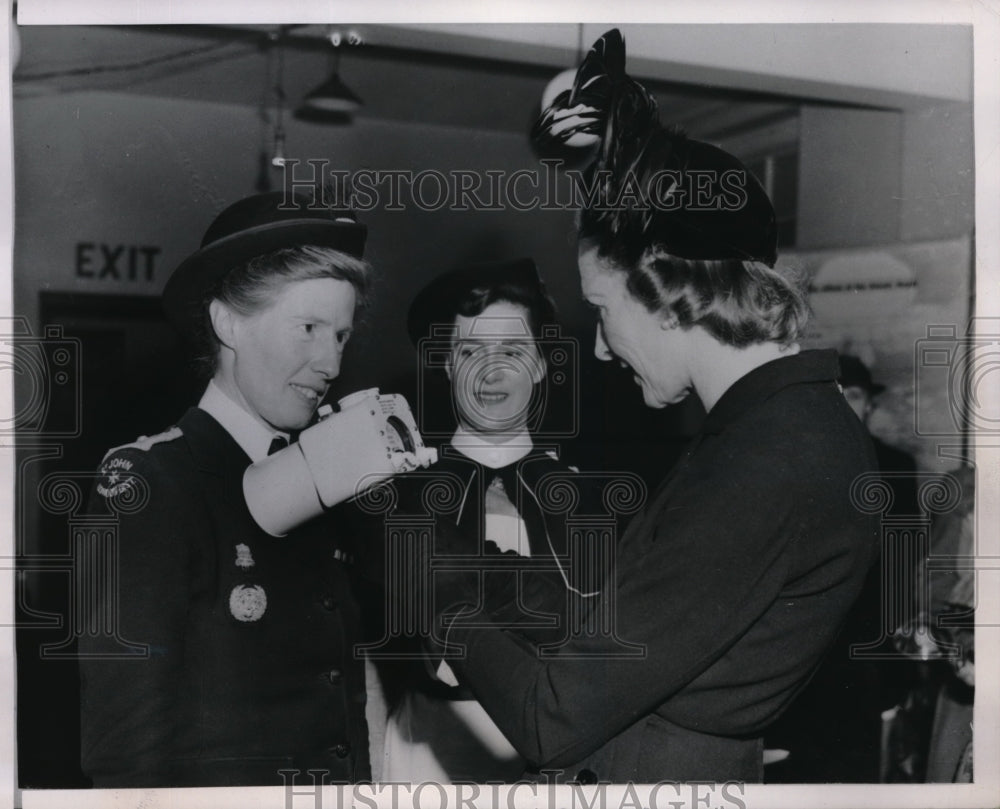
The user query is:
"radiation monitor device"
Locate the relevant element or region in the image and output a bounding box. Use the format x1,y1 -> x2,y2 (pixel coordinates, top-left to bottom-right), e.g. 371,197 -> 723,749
243,388 -> 438,537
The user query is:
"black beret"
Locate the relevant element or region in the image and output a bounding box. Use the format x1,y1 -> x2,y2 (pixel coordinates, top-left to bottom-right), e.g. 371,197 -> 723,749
406,257 -> 548,347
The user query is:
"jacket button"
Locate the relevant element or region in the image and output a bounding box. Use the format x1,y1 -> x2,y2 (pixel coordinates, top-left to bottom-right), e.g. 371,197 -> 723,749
326,669 -> 343,685
320,595 -> 337,611
330,743 -> 351,759
576,769 -> 598,785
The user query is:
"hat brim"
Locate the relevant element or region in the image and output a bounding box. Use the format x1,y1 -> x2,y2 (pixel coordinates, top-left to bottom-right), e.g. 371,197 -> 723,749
163,219 -> 367,337
407,258 -> 541,347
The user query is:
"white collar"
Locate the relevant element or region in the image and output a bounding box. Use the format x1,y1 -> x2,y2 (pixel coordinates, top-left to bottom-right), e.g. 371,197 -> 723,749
198,379 -> 288,463
450,425 -> 533,469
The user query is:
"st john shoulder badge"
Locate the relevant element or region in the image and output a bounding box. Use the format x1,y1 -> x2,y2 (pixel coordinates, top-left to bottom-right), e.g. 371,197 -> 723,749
96,455 -> 136,499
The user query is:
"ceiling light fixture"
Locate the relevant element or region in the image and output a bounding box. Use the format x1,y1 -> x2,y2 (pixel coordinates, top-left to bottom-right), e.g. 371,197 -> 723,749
302,68 -> 362,114
298,29 -> 363,118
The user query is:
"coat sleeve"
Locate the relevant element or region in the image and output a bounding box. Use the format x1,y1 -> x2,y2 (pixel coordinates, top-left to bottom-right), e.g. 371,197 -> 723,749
437,447 -> 865,769
78,448 -> 208,787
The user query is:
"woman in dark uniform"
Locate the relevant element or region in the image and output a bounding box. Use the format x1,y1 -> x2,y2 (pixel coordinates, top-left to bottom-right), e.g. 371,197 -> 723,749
79,192 -> 373,787
368,258 -> 609,782
417,30 -> 880,783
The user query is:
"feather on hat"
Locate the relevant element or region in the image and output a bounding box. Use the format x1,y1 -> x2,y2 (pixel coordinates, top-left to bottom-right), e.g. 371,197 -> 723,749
533,29 -> 778,267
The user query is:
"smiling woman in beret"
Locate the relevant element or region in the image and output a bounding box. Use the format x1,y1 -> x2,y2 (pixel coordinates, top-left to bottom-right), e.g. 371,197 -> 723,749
362,257 -> 611,783
79,192 -> 374,787
417,30 -> 880,783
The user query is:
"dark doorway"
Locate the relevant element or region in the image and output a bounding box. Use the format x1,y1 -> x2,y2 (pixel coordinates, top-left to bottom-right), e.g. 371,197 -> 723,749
17,293 -> 201,788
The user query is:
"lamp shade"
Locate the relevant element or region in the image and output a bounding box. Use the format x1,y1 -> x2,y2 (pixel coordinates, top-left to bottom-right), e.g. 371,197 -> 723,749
301,70 -> 363,113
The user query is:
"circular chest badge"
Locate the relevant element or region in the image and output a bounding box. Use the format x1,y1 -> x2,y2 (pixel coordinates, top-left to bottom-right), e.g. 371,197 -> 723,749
229,584 -> 267,622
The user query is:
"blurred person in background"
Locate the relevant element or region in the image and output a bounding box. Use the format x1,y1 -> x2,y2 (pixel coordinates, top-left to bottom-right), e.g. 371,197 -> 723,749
920,465 -> 974,782
767,354 -> 923,781
839,354 -> 919,518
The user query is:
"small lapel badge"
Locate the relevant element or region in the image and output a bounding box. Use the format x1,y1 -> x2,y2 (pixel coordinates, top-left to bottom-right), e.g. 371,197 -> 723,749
229,584 -> 267,622
235,543 -> 255,569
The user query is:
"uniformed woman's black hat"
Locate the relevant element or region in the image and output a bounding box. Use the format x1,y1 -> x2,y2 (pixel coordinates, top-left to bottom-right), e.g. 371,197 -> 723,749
406,257 -> 551,347
162,191 -> 367,337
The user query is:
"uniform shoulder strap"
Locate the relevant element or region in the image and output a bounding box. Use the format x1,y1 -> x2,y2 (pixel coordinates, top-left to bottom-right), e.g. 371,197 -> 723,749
101,426 -> 184,462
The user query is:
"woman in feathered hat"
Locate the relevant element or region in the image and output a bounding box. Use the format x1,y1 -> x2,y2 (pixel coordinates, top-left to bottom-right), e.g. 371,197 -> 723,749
419,30 -> 880,782
79,192 -> 374,787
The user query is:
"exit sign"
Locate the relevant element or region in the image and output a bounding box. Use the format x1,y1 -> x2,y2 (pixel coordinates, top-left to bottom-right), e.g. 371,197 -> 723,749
76,243 -> 162,282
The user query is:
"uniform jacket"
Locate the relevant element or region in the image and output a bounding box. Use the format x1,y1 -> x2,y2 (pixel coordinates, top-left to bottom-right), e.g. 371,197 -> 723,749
79,407 -> 370,787
359,444 -> 612,705
420,444 -> 605,585
432,350 -> 880,783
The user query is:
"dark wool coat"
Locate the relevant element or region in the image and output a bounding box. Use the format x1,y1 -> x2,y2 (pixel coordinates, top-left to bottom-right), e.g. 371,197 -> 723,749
431,350 -> 880,783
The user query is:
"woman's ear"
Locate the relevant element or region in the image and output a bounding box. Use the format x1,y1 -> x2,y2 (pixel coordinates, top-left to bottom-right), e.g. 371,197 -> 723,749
208,299 -> 237,350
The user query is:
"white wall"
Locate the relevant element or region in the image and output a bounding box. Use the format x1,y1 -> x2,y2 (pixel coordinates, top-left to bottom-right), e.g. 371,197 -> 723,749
13,90 -> 583,394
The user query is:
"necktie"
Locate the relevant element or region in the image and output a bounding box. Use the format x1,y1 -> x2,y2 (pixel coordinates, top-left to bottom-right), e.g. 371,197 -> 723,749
485,472 -> 527,555
267,435 -> 289,456
485,474 -> 519,518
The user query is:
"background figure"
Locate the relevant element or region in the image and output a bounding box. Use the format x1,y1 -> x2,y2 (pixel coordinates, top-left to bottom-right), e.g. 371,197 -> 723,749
766,354 -> 923,781
358,258 -> 599,783
877,465 -> 975,783
78,193 -> 374,787
839,355 -> 920,517
921,465 -> 974,782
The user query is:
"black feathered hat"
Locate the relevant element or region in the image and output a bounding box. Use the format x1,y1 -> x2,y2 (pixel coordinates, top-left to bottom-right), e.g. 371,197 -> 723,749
162,191 -> 367,337
533,29 -> 777,267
